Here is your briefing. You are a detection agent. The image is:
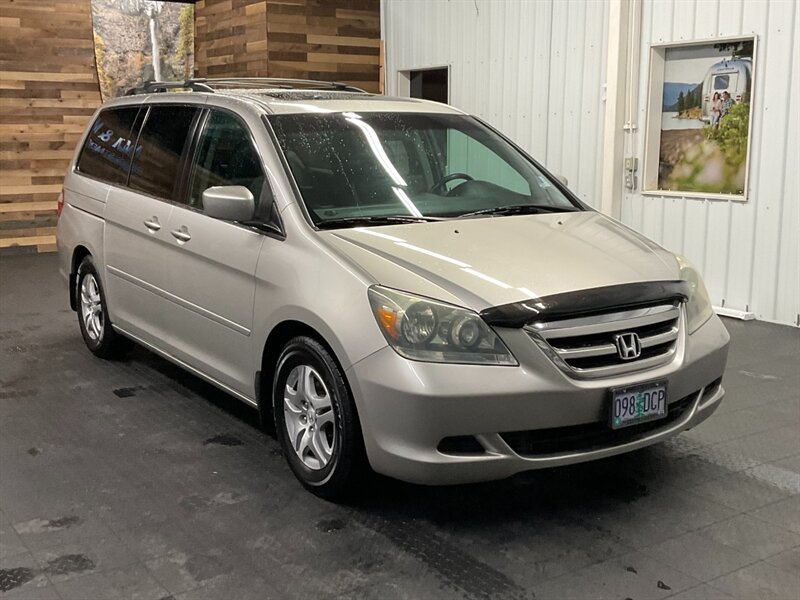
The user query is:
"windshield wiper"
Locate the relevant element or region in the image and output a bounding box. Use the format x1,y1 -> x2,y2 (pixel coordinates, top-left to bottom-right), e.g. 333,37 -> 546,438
316,215 -> 445,229
456,204 -> 580,219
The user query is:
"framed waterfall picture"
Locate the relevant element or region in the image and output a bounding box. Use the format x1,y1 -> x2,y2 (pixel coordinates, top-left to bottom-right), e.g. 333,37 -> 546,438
642,35 -> 757,201
90,0 -> 195,102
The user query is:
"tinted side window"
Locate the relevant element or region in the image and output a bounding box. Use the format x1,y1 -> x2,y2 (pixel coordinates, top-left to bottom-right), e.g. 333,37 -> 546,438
129,105 -> 199,199
187,111 -> 265,211
76,107 -> 141,184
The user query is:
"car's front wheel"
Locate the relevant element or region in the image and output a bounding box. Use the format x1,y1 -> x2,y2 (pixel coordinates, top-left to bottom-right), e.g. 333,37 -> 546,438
273,336 -> 367,500
76,256 -> 131,359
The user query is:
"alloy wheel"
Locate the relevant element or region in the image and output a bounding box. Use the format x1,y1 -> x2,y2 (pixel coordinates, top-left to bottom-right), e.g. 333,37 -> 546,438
283,364 -> 336,470
80,274 -> 104,341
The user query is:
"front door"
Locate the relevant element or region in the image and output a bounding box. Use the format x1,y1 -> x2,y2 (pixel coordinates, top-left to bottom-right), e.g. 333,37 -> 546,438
159,109 -> 269,396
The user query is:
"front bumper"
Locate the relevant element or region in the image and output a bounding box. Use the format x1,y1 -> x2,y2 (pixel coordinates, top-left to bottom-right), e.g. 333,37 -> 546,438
346,313 -> 729,485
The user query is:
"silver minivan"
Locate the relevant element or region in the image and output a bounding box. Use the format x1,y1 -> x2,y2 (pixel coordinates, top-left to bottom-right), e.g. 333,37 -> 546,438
57,78 -> 730,499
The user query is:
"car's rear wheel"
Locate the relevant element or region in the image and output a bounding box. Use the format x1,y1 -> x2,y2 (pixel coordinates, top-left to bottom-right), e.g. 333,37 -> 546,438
76,256 -> 131,359
273,336 -> 367,500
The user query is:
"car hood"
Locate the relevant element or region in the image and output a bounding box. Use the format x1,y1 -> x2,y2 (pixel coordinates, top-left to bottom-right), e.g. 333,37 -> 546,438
321,211 -> 680,311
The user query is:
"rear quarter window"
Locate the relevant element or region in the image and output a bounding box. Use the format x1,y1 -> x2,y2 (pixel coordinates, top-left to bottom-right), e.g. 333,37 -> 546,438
76,106 -> 141,184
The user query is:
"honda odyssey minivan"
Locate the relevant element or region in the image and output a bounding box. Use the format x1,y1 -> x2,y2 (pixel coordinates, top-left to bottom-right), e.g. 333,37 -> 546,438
57,78 -> 729,499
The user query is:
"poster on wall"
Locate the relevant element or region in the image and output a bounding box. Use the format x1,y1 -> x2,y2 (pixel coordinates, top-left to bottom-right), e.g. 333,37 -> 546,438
90,0 -> 194,101
652,37 -> 755,198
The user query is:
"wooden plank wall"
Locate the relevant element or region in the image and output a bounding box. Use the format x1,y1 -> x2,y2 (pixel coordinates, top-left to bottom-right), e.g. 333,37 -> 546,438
0,0 -> 380,254
195,0 -> 270,77
0,0 -> 102,254
195,0 -> 381,93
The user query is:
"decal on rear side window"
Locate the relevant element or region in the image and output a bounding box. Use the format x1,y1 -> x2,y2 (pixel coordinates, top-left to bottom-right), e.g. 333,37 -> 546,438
76,107 -> 142,184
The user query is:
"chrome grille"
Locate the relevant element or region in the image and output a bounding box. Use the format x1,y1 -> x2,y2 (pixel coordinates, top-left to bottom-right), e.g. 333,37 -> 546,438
525,303 -> 682,379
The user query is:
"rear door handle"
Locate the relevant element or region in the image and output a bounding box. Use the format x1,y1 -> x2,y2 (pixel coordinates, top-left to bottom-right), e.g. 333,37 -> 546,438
143,217 -> 161,232
171,227 -> 191,243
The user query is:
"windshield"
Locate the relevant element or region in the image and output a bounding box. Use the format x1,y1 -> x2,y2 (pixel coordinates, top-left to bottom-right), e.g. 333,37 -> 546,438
267,112 -> 580,227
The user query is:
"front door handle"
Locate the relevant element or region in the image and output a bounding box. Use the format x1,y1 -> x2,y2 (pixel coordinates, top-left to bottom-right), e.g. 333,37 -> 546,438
171,227 -> 191,243
143,217 -> 161,232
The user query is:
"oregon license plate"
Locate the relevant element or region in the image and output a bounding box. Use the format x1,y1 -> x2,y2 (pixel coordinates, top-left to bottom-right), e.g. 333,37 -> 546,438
610,381 -> 668,429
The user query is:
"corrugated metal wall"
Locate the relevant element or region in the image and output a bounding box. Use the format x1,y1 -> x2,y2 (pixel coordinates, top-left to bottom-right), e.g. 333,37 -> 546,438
383,0 -> 799,326
623,0 -> 799,326
383,0 -> 610,209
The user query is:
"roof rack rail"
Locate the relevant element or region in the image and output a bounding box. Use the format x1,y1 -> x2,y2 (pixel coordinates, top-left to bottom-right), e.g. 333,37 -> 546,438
124,77 -> 369,96
124,80 -> 214,96
196,77 -> 369,93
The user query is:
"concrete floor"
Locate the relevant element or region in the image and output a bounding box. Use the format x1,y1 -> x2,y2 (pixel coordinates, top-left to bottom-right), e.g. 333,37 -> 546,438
0,253 -> 798,600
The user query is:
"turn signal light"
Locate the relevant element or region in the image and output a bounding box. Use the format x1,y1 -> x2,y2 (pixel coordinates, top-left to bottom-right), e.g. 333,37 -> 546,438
56,189 -> 64,216
376,305 -> 399,340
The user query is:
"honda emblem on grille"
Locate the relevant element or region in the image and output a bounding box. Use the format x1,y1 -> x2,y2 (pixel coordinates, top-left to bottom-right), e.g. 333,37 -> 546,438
614,332 -> 642,360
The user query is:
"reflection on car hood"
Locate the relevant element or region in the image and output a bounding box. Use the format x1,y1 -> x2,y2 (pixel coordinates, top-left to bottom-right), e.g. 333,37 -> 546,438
322,211 -> 680,311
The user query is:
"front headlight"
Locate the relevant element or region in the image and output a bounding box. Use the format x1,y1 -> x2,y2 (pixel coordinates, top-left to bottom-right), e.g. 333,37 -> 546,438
677,255 -> 714,334
367,286 -> 518,365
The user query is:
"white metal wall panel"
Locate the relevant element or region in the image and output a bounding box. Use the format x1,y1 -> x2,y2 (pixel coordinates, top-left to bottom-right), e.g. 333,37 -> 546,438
383,0 -> 798,325
383,0 -> 610,209
622,0 -> 799,325
776,11 -> 799,324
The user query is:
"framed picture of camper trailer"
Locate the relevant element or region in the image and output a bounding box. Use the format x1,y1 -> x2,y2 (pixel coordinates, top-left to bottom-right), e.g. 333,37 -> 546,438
642,35 -> 757,201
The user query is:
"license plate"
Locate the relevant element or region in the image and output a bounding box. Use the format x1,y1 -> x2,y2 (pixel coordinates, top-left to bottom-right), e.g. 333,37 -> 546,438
610,381 -> 668,429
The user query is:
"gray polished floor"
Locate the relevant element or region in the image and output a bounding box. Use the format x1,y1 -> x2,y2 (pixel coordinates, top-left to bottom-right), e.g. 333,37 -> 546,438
1,253 -> 798,600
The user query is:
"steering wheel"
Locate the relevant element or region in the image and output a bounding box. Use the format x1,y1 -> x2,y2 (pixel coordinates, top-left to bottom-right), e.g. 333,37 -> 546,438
429,172 -> 474,195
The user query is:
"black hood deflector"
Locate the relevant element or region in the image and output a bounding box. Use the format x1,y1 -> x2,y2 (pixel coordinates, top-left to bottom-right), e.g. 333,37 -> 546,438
480,281 -> 691,327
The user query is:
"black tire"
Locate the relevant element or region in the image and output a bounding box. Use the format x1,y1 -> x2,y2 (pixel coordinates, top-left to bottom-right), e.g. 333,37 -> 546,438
273,336 -> 368,501
75,256 -> 132,359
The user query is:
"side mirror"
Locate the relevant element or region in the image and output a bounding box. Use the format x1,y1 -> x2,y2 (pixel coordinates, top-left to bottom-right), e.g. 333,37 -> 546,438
202,186 -> 255,222
554,174 -> 569,188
